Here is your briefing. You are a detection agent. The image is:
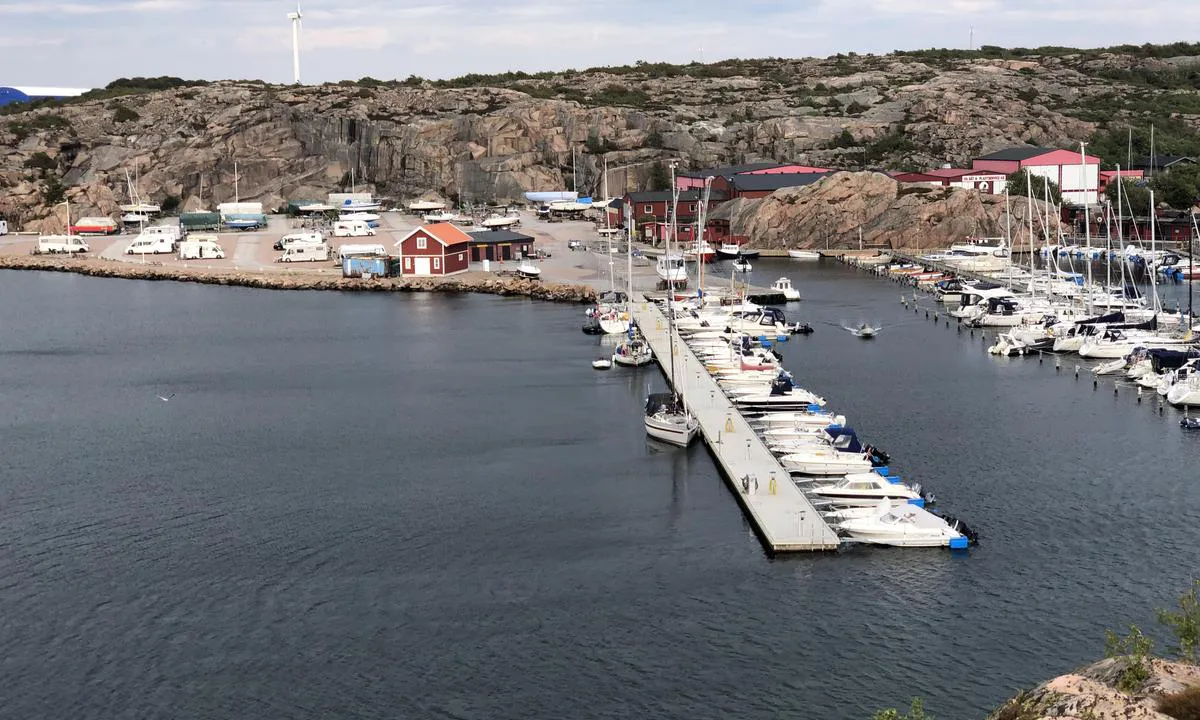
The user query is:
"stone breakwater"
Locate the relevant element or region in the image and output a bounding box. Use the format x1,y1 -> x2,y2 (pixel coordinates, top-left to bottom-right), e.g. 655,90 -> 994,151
0,256 -> 597,304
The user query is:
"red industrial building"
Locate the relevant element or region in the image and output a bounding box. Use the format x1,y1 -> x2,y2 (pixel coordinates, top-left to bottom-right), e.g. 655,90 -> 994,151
395,222 -> 471,276
971,147 -> 1100,205
893,168 -> 1007,194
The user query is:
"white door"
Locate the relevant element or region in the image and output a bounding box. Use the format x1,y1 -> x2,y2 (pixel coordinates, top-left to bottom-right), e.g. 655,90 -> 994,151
414,257 -> 431,275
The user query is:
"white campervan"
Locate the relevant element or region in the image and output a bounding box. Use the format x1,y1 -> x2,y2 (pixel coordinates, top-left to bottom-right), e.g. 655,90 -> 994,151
125,234 -> 176,255
332,219 -> 376,238
277,243 -> 330,263
273,231 -> 324,251
178,236 -> 225,260
35,235 -> 90,254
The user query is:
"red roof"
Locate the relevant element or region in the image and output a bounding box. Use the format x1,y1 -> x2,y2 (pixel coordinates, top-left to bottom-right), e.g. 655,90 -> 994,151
924,168 -> 1004,179
408,222 -> 472,247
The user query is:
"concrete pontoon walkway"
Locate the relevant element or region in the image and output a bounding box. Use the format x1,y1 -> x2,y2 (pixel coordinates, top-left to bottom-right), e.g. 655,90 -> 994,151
632,299 -> 841,553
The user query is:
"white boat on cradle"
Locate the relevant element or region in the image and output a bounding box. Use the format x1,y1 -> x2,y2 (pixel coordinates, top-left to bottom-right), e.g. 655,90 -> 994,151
771,277 -> 801,301
644,392 -> 698,446
656,254 -> 688,284
408,200 -> 445,212
516,262 -> 542,280
482,214 -> 520,228
788,249 -> 821,260
836,500 -> 976,548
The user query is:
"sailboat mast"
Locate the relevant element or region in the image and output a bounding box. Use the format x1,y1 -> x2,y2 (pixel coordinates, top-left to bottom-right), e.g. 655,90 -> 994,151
1025,170 -> 1035,294
667,160 -> 680,393
1081,142 -> 1093,311
1149,189 -> 1160,315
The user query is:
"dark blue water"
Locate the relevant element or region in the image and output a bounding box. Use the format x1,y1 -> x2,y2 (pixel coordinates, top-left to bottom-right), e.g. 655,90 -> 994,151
1,268 -> 1197,720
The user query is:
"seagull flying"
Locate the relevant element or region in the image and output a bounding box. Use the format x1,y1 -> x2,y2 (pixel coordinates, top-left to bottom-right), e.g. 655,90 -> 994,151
158,393 -> 175,402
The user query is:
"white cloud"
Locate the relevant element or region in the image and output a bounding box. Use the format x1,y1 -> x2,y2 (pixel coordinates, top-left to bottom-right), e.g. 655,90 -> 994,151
0,35 -> 63,46
0,0 -> 186,13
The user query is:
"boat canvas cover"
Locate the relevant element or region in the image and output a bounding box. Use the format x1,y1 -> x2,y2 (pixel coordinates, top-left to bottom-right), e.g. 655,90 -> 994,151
824,427 -> 864,454
1075,311 -> 1125,326
1149,348 -> 1200,373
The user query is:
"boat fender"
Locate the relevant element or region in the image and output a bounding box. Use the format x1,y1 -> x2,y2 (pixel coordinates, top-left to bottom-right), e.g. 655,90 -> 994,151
948,537 -> 970,550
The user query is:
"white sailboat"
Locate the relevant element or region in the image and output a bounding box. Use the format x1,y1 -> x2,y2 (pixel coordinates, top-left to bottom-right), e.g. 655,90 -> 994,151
644,162 -> 698,447
614,197 -> 653,367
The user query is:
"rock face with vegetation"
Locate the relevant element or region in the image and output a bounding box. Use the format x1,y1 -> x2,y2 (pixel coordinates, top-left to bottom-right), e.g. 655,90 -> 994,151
2,43 -> 1200,234
725,171 -> 1064,250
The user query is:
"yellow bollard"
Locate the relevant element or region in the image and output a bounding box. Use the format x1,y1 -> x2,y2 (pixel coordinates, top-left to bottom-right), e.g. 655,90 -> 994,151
769,477 -> 777,495
656,319 -> 662,331
724,416 -> 735,433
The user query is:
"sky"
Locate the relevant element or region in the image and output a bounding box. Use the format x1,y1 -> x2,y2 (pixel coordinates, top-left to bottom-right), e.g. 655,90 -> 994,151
2,0 -> 1200,89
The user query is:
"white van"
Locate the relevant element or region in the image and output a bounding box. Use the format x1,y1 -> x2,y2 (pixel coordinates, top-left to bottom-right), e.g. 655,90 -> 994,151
0,219 -> 8,236
125,234 -> 176,255
277,243 -> 330,263
34,235 -> 90,254
336,243 -> 387,260
178,237 -> 225,260
332,220 -> 376,238
273,231 -> 324,251
143,224 -> 183,242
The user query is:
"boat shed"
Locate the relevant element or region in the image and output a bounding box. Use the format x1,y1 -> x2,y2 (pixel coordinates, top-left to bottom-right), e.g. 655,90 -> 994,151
395,222 -> 471,276
465,229 -> 535,262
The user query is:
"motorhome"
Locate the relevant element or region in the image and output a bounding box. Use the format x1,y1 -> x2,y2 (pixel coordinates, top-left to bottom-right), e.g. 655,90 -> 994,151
34,235 -> 90,254
142,224 -> 183,242
277,243 -> 330,262
335,243 -> 387,260
332,219 -> 376,238
125,234 -> 176,255
178,236 -> 225,260
273,231 -> 324,251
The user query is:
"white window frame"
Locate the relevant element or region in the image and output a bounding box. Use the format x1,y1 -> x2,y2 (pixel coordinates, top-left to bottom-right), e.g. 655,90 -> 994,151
644,204 -> 653,214
433,257 -> 440,270
404,257 -> 411,269
416,236 -> 427,250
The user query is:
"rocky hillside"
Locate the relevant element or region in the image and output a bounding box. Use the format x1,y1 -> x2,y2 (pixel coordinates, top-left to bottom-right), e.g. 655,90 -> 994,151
2,43 -> 1199,234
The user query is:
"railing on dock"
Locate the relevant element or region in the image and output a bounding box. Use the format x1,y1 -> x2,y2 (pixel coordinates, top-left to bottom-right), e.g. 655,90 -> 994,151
631,299 -> 841,553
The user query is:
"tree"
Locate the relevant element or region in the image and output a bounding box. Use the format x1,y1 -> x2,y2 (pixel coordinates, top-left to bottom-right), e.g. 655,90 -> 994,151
1106,178 -> 1152,216
872,698 -> 932,720
1007,168 -> 1062,206
1151,163 -> 1200,210
1156,578 -> 1200,663
647,161 -> 670,191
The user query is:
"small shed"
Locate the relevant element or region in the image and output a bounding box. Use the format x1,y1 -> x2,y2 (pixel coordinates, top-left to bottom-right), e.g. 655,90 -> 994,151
395,222 -> 471,276
465,229 -> 536,262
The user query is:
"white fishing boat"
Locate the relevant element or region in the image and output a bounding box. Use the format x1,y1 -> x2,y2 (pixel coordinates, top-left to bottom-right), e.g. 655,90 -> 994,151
732,258 -> 752,273
716,242 -> 741,260
788,249 -> 821,260
771,277 -> 801,301
656,253 -> 688,285
836,501 -> 975,549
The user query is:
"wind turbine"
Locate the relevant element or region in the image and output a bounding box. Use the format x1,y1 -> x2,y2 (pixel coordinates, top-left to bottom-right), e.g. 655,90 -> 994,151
286,2 -> 302,85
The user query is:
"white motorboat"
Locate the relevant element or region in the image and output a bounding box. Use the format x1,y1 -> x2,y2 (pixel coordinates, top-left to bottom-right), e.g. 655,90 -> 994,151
1167,370 -> 1200,406
119,202 -> 161,214
788,249 -> 821,260
297,203 -> 336,213
771,277 -> 801,301
341,211 -> 381,225
516,262 -> 542,280
656,253 -> 688,285
121,212 -> 152,224
408,200 -> 445,213
482,214 -> 520,228
750,410 -> 847,428
644,392 -> 698,446
837,501 -> 975,548
732,258 -> 752,273
778,448 -> 872,476
808,472 -> 923,504
850,324 -> 879,338
423,210 -> 456,222
592,356 -> 613,370
1079,329 -> 1197,359
340,198 -> 383,212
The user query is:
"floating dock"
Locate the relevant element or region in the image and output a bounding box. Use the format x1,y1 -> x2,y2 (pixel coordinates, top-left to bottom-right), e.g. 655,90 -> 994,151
631,299 -> 841,553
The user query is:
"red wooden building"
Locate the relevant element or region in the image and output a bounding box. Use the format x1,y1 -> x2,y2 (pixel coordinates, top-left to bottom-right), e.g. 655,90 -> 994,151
623,190 -> 701,245
395,222 -> 471,276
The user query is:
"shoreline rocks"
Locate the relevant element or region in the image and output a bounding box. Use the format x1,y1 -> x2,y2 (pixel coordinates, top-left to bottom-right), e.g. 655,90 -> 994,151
0,255 -> 597,304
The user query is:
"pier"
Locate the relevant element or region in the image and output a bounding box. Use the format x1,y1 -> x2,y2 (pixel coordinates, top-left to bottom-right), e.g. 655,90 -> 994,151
631,299 -> 841,553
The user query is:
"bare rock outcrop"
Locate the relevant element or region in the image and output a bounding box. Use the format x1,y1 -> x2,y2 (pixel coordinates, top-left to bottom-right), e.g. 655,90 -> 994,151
729,172 -> 1064,250
988,657 -> 1200,720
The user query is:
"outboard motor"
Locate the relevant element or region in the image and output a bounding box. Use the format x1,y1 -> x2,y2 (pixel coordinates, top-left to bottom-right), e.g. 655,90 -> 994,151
938,513 -> 979,545
863,443 -> 891,466
769,376 -> 794,396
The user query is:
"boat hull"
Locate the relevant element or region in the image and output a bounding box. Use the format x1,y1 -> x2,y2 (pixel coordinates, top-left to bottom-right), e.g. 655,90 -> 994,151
788,250 -> 821,260
645,413 -> 698,447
